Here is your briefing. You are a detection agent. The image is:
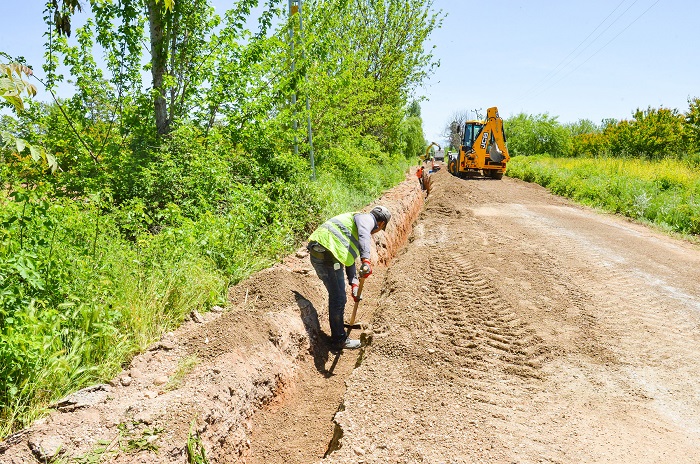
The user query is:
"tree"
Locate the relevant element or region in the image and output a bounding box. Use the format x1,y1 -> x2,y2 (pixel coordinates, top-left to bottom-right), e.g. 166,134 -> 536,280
400,101 -> 425,159
302,0 -> 441,155
683,97 -> 700,155
504,113 -> 572,157
407,100 -> 421,118
442,109 -> 478,150
566,119 -> 600,136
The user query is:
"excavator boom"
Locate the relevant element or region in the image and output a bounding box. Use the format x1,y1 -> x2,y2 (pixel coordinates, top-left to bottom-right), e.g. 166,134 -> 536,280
421,141 -> 441,162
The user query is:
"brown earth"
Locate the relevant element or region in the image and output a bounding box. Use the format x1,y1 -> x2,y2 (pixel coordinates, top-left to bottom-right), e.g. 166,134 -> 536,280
3,165 -> 700,464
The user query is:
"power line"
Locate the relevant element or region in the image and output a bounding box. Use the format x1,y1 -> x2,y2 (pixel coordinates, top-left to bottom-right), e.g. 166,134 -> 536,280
516,0 -> 629,102
515,0 -> 658,106
532,0 -> 661,99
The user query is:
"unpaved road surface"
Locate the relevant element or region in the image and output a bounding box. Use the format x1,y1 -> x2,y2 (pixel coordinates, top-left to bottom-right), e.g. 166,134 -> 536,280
319,169 -> 700,463
3,167 -> 700,464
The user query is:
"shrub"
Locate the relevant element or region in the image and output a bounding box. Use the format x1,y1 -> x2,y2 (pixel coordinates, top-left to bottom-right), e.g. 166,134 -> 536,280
504,113 -> 572,157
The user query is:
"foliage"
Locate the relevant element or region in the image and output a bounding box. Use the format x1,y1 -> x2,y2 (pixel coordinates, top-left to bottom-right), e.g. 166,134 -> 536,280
299,0 -> 440,158
0,0 -> 438,438
187,420 -> 208,464
506,100 -> 700,161
0,62 -> 38,112
570,130 -> 609,158
567,102 -> 698,160
504,113 -> 572,157
605,107 -> 686,159
565,118 -> 600,136
0,130 -> 57,173
685,97 -> 700,152
399,115 -> 426,159
399,100 -> 426,159
507,155 -> 700,236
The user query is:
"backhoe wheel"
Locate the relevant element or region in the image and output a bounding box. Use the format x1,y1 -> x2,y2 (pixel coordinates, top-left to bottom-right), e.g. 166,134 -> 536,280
485,170 -> 503,180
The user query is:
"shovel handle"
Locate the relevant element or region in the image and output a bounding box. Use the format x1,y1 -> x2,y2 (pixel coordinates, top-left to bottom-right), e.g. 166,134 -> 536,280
347,277 -> 365,327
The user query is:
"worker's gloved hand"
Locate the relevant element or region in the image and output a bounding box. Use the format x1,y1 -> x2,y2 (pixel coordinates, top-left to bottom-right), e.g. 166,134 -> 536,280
359,259 -> 372,278
351,283 -> 361,302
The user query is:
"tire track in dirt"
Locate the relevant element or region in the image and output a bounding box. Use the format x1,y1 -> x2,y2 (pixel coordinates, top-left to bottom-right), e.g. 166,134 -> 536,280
325,169 -> 700,464
427,249 -> 546,381
469,181 -> 700,451
481,201 -> 700,389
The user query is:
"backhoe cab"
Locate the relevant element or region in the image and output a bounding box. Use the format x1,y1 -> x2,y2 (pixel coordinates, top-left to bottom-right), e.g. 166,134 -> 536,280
448,106 -> 509,180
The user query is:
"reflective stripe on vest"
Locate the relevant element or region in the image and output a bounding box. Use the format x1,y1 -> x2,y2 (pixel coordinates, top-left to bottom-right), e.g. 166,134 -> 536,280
308,212 -> 360,266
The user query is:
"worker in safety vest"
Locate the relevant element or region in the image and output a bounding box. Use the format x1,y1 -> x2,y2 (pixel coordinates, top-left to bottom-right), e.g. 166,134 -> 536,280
307,206 -> 391,350
416,165 -> 425,190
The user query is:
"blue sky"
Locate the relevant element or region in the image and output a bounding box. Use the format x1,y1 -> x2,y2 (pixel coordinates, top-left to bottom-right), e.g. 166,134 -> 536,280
2,0 -> 698,146
419,0 -> 699,143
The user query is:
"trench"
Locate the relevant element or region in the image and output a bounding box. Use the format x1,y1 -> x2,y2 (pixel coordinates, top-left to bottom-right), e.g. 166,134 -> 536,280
0,171 -> 426,464
239,174 -> 425,464
239,256 -> 389,463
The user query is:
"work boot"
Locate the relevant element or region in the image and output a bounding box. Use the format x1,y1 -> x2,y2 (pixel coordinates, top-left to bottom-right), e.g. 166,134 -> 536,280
332,337 -> 361,351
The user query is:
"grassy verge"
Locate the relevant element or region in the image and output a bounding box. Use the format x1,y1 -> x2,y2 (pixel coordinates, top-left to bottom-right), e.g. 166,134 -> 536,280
0,155 -> 412,438
506,155 -> 700,237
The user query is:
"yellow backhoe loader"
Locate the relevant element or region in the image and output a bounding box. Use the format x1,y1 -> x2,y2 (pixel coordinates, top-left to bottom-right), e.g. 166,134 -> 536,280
421,142 -> 441,163
448,106 -> 509,180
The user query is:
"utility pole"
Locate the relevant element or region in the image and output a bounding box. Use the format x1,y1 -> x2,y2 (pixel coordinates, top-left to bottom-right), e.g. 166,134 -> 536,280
289,0 -> 316,180
289,0 -> 298,157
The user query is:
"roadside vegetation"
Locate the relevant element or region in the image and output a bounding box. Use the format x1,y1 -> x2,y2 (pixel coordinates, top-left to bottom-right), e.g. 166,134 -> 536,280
0,0 -> 439,437
504,99 -> 700,237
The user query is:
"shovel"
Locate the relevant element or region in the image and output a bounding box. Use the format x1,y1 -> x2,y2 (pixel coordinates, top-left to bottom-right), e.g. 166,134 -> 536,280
326,277 -> 366,376
344,276 -> 365,333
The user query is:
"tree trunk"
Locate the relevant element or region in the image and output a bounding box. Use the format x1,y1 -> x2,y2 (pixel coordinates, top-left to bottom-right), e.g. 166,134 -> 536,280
146,0 -> 169,136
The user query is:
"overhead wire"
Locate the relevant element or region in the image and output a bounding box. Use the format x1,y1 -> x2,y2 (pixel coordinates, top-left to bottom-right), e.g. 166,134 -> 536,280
515,0 -> 629,102
530,0 -> 662,99
514,0 -> 661,106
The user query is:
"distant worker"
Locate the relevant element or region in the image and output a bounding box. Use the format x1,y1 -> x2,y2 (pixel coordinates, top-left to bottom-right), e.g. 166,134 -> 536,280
307,206 -> 391,350
416,165 -> 425,190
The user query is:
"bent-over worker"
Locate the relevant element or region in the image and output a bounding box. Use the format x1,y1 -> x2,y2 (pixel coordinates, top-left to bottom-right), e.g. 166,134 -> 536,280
307,206 -> 391,350
416,165 -> 425,190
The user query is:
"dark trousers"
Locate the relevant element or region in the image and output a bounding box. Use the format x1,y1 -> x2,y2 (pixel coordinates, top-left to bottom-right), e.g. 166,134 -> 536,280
310,255 -> 348,343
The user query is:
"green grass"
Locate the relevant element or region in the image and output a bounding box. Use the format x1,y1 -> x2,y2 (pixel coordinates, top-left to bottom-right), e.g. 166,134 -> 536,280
165,355 -> 200,391
507,155 -> 700,236
0,155 -> 413,439
187,420 -> 208,464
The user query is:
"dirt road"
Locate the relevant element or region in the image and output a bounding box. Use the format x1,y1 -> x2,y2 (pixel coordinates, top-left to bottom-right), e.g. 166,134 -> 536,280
250,168 -> 700,463
3,167 -> 700,463
319,169 -> 700,463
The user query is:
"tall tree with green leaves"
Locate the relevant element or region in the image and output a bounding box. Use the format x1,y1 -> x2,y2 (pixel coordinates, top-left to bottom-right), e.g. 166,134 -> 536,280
297,0 -> 440,157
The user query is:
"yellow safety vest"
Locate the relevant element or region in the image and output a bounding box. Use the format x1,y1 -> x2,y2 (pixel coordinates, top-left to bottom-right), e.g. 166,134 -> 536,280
308,212 -> 360,266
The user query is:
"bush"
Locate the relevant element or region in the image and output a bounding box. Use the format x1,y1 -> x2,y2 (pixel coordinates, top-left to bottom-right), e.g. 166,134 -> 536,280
504,113 -> 572,157
507,155 -> 700,236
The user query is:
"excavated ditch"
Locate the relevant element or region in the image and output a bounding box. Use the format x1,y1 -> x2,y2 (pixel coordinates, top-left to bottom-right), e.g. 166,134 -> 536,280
0,170 -> 425,464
